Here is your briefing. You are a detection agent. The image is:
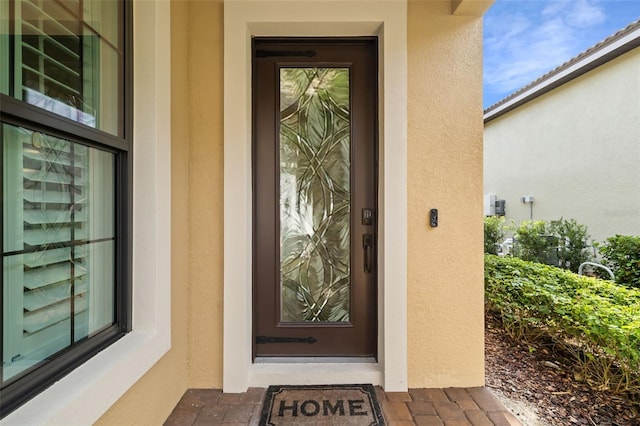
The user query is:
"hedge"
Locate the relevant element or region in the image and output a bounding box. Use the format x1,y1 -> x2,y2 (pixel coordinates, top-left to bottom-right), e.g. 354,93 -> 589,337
598,235 -> 640,288
485,254 -> 640,398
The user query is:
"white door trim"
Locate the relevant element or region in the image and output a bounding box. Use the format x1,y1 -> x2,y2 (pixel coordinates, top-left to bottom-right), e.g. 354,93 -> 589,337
223,0 -> 408,392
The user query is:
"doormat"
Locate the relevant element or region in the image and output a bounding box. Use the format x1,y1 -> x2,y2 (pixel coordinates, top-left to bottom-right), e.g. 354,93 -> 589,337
260,384 -> 385,425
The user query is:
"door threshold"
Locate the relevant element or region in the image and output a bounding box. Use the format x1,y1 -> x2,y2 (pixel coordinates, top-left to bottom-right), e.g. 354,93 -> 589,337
249,360 -> 383,387
255,357 -> 377,364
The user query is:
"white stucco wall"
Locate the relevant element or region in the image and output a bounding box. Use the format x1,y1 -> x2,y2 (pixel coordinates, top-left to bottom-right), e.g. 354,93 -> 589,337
484,47 -> 640,245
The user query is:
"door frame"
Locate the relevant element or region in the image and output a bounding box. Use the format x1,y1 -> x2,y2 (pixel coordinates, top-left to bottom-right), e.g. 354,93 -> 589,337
252,38 -> 379,358
223,0 -> 408,392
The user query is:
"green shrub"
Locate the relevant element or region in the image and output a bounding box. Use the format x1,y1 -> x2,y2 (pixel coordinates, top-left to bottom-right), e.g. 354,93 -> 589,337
550,218 -> 593,273
513,220 -> 557,264
484,216 -> 505,255
485,254 -> 640,398
512,218 -> 593,272
598,235 -> 640,289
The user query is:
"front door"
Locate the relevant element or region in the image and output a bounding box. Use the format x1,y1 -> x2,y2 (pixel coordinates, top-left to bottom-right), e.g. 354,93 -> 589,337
252,38 -> 378,358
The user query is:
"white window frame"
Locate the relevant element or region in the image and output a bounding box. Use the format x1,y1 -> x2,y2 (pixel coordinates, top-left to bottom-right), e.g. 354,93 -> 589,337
223,0 -> 408,392
3,0 -> 172,423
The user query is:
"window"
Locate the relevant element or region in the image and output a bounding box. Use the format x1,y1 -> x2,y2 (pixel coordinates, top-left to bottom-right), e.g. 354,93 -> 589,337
1,0 -> 131,417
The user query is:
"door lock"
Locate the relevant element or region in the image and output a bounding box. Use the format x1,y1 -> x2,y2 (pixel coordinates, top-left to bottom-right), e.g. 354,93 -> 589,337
362,208 -> 374,225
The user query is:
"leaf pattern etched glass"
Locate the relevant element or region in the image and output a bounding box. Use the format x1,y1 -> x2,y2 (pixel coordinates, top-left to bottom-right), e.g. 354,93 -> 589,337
279,68 -> 351,323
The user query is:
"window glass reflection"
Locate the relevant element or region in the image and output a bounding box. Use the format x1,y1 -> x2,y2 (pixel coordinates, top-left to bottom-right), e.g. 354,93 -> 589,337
2,123 -> 116,384
2,0 -> 122,135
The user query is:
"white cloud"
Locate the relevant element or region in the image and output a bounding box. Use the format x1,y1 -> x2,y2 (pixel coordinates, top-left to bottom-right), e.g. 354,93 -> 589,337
541,0 -> 570,17
541,0 -> 606,27
483,0 -> 607,103
565,0 -> 606,28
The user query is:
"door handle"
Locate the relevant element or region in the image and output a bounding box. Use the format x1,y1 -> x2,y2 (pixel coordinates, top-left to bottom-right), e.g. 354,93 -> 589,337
363,234 -> 373,273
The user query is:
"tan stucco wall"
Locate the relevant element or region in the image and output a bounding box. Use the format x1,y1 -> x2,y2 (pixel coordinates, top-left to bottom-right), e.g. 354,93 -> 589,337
406,0 -> 485,388
95,1 -> 224,424
484,48 -> 640,244
98,0 -> 486,422
184,0 -> 225,389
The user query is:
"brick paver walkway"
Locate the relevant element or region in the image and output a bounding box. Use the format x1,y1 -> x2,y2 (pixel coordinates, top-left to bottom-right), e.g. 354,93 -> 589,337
164,387 -> 522,425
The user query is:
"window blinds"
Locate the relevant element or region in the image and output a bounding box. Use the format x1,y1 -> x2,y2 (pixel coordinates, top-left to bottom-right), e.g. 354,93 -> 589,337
3,128 -> 91,379
3,0 -> 98,379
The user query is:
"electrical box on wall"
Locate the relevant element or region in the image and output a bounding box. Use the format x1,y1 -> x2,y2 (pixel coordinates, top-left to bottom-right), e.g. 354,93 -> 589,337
495,199 -> 506,216
484,194 -> 496,216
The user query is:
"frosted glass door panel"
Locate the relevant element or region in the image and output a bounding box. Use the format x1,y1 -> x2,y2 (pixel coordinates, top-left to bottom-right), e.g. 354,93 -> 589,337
279,68 -> 351,323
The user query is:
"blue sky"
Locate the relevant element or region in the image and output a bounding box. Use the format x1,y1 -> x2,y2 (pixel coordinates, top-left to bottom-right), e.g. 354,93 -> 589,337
483,0 -> 640,109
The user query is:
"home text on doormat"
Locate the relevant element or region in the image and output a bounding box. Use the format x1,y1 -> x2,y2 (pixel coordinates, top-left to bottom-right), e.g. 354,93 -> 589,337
260,384 -> 385,425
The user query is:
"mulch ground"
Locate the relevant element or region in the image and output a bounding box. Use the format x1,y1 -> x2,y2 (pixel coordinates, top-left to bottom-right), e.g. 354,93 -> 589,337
485,313 -> 639,425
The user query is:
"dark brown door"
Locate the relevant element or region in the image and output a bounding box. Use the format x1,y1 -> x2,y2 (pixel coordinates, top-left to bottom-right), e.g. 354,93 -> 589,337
253,38 -> 378,358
